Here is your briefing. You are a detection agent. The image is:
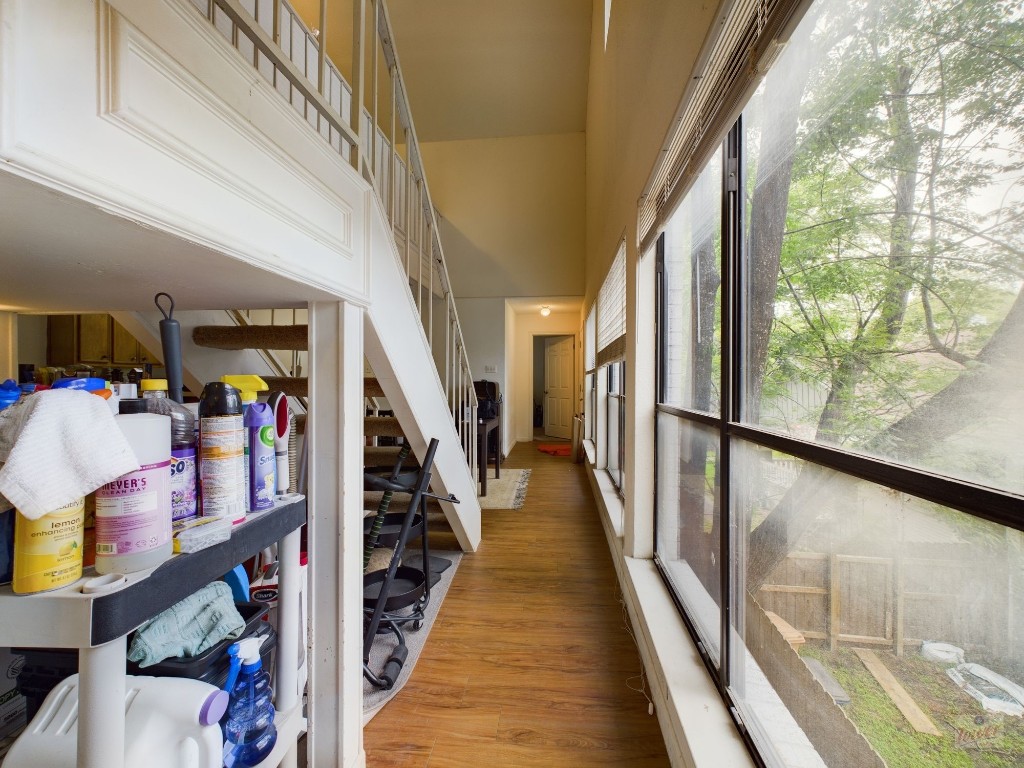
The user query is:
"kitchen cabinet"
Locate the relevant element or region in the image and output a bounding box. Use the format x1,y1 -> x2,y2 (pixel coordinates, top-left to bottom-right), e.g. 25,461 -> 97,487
112,318 -> 160,365
46,315 -> 77,366
46,314 -> 162,367
78,314 -> 112,362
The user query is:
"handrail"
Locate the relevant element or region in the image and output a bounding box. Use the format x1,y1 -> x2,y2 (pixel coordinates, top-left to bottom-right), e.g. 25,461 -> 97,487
194,0 -> 479,477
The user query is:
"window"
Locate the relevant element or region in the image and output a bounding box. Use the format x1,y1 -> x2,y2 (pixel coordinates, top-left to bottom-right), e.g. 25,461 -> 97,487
606,361 -> 625,490
594,244 -> 628,486
584,306 -> 596,440
654,0 -> 1024,764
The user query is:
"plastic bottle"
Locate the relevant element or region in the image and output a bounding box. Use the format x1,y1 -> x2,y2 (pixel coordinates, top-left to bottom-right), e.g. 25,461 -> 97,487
140,378 -> 169,399
246,402 -> 276,512
141,391 -> 198,523
0,379 -> 20,410
198,382 -> 246,524
222,637 -> 277,767
95,404 -> 172,574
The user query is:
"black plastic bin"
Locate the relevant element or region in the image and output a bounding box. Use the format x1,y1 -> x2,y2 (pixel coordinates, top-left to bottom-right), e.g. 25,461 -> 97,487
16,601 -> 275,721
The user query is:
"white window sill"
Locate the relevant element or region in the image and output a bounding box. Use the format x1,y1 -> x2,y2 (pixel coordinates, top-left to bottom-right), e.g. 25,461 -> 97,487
583,461 -> 755,768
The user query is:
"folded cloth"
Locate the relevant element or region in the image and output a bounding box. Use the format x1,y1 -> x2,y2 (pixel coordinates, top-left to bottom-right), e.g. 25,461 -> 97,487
128,581 -> 245,668
0,389 -> 139,520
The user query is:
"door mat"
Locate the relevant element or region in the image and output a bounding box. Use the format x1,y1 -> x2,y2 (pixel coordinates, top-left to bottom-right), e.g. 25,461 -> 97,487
537,443 -> 571,456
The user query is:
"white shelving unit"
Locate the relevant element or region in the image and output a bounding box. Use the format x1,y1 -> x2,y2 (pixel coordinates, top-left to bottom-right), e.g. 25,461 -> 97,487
0,495 -> 308,768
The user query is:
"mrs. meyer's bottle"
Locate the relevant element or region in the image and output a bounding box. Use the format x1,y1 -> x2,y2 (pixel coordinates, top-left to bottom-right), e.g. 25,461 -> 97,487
198,382 -> 246,525
95,402 -> 172,574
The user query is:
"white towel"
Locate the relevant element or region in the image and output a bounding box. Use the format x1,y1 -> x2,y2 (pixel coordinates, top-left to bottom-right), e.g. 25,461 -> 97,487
0,389 -> 140,520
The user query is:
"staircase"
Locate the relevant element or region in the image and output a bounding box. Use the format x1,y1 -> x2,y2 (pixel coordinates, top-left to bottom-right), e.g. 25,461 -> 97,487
190,322 -> 477,550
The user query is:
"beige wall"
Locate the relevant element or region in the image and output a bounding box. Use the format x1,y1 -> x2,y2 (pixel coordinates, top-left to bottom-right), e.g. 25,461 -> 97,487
421,132 -> 586,299
584,0 -> 718,307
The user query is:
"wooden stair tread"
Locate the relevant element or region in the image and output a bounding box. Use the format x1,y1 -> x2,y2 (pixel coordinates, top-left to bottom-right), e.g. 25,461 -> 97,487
364,415 -> 404,437
192,324 -> 308,350
262,376 -> 307,398
364,377 -> 386,398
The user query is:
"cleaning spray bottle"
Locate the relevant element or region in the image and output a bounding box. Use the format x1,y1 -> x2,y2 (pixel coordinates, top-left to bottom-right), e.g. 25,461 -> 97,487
220,376 -> 269,511
222,636 -> 277,767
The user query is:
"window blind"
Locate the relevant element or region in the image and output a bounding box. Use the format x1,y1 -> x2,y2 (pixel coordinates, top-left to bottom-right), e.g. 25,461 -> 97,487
596,242 -> 626,366
585,305 -> 596,371
638,0 -> 810,254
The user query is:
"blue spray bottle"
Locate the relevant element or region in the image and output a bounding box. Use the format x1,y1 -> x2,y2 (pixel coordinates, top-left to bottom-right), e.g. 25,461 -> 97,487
222,636 -> 278,767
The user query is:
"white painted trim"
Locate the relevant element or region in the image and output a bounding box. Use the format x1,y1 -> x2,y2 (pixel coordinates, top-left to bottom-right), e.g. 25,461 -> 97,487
307,300 -> 366,768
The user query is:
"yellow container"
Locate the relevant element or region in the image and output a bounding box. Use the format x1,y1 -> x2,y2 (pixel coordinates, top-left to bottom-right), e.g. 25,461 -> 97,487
12,497 -> 85,594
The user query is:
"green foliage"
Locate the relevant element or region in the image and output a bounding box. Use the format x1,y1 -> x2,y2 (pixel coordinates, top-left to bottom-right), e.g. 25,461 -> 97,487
744,0 -> 1024,467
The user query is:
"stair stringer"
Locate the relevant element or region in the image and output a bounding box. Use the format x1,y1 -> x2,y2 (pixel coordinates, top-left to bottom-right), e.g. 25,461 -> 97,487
363,195 -> 481,553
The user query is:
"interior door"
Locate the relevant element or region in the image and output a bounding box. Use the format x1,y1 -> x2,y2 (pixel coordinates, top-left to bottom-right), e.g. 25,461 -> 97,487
544,335 -> 574,439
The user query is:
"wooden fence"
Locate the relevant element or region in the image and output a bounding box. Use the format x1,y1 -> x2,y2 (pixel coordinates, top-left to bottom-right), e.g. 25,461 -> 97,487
759,551 -> 998,656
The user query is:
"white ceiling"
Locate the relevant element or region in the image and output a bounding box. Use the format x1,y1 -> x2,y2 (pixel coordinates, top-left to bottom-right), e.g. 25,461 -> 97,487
387,0 -> 593,143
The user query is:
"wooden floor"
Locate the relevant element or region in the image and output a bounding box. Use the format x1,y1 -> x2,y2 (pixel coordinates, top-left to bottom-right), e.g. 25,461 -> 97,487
363,441 -> 671,767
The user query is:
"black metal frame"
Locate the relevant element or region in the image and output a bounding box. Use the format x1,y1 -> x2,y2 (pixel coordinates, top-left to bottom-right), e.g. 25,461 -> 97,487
651,103 -> 1024,765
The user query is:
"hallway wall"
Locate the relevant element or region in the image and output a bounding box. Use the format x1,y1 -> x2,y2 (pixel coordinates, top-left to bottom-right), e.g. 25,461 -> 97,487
421,133 -> 585,299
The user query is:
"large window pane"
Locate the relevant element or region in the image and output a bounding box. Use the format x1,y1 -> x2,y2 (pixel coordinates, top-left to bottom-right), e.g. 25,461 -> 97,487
662,157 -> 722,415
606,362 -> 625,489
741,0 -> 1024,495
656,415 -> 721,659
732,439 -> 1024,767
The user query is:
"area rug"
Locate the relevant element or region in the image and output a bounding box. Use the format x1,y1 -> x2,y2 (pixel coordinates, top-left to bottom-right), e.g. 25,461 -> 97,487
363,550 -> 462,723
478,468 -> 531,509
537,442 -> 571,456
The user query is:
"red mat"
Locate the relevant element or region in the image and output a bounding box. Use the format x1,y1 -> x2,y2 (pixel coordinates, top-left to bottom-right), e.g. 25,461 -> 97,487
537,443 -> 571,456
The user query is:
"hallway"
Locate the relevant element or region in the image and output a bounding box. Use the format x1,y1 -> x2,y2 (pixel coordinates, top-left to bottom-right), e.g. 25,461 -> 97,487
363,442 -> 672,766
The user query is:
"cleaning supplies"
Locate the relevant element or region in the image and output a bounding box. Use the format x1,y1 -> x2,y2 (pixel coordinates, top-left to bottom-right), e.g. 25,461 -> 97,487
265,392 -> 291,493
141,393 -> 198,523
11,497 -> 85,594
3,674 -> 228,768
245,402 -> 276,512
95,405 -> 172,574
220,376 -> 269,509
198,382 -> 245,524
222,636 -> 277,767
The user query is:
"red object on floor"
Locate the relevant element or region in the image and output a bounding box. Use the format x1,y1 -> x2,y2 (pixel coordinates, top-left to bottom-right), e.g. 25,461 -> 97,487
537,443 -> 571,456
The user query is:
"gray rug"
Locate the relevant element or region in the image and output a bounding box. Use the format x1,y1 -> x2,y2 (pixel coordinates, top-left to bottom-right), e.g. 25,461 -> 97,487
362,550 -> 462,722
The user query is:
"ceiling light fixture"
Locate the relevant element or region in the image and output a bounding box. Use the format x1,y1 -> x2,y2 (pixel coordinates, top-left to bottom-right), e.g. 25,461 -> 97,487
540,306 -> 551,316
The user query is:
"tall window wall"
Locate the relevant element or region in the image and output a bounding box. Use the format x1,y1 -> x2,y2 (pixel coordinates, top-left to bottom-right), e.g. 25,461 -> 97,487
655,0 -> 1024,765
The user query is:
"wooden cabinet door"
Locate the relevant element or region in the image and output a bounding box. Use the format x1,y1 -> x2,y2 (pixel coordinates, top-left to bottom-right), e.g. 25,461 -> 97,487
112,320 -> 162,365
112,320 -> 139,364
78,314 -> 111,362
47,315 -> 78,366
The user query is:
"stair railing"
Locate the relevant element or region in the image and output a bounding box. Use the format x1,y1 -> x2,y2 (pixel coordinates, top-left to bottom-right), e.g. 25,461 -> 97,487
192,0 -> 479,480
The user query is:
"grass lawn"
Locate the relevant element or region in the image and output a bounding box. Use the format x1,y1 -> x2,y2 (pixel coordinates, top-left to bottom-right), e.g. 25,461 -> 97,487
802,645 -> 1024,767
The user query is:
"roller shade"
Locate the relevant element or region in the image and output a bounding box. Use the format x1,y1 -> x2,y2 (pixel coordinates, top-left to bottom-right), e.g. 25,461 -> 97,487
638,0 -> 810,253
596,243 -> 626,366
